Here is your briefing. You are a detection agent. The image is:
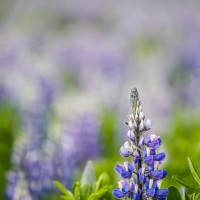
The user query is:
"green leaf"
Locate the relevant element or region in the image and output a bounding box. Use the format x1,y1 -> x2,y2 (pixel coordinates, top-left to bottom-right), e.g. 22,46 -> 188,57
187,157 -> 200,185
167,186 -> 181,200
184,190 -> 190,200
95,172 -> 110,192
60,195 -> 75,200
53,181 -> 74,198
81,161 -> 95,188
72,182 -> 82,199
194,186 -> 200,194
87,187 -> 108,200
172,175 -> 198,190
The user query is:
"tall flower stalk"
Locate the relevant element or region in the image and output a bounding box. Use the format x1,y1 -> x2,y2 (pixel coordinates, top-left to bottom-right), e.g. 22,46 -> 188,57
113,87 -> 168,200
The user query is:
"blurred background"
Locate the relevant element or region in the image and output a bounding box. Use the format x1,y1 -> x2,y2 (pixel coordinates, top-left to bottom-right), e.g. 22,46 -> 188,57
0,0 -> 200,199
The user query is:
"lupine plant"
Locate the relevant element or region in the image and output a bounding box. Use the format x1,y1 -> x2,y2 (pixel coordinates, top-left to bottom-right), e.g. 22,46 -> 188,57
112,87 -> 168,200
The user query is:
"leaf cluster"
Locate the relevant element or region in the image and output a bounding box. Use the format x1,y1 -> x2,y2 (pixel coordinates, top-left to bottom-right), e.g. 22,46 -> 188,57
54,161 -> 114,200
168,157 -> 200,200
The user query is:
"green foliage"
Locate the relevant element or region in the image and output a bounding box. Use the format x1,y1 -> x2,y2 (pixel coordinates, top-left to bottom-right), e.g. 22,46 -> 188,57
164,112 -> 200,188
167,186 -> 182,200
0,102 -> 19,198
54,161 -> 114,200
172,157 -> 200,200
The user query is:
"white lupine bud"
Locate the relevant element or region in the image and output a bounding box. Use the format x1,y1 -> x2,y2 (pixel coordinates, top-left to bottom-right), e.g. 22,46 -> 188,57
127,130 -> 135,141
133,120 -> 137,129
124,141 -> 130,150
139,120 -> 144,131
130,114 -> 134,120
128,121 -> 134,129
139,106 -> 143,112
145,119 -> 152,130
139,111 -> 145,120
135,113 -> 138,121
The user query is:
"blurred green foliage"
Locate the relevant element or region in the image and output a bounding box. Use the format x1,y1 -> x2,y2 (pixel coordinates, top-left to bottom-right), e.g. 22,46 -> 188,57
54,161 -> 114,200
0,101 -> 19,197
163,111 -> 200,188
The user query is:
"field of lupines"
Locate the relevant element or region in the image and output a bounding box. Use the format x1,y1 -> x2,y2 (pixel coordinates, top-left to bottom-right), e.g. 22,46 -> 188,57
0,1 -> 200,200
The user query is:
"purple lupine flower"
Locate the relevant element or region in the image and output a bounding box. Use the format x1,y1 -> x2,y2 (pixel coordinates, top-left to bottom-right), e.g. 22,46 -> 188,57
115,162 -> 134,179
113,87 -> 168,200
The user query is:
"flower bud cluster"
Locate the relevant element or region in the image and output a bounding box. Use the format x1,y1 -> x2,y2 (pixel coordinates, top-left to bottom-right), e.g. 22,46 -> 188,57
113,87 -> 168,200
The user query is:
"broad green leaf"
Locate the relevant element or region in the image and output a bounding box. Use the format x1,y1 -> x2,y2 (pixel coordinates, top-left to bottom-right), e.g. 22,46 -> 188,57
167,186 -> 181,200
187,157 -> 200,185
95,172 -> 110,192
172,175 -> 198,190
81,161 -> 95,188
53,181 -> 74,198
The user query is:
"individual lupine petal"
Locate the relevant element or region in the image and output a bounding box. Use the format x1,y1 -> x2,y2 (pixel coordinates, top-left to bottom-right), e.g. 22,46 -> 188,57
121,171 -> 132,179
114,164 -> 124,174
145,119 -> 152,130
133,151 -> 139,164
127,130 -> 135,141
147,138 -> 162,149
129,181 -> 135,192
146,188 -> 155,197
150,170 -> 164,179
112,188 -> 126,198
143,181 -> 149,190
139,120 -> 144,131
155,189 -> 169,198
161,170 -> 167,179
133,193 -> 140,200
154,152 -> 165,161
139,137 -> 144,146
148,163 -> 154,171
139,174 -> 146,184
118,180 -> 130,193
144,155 -> 154,164
143,150 -> 147,157
133,185 -> 142,200
119,146 -> 130,157
124,162 -> 134,172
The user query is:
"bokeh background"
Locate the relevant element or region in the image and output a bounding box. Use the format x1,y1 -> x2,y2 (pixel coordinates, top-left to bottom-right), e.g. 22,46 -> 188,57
1,0 -> 200,199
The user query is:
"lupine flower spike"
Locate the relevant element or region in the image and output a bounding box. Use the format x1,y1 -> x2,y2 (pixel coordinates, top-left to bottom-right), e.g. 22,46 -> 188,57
113,87 -> 168,200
